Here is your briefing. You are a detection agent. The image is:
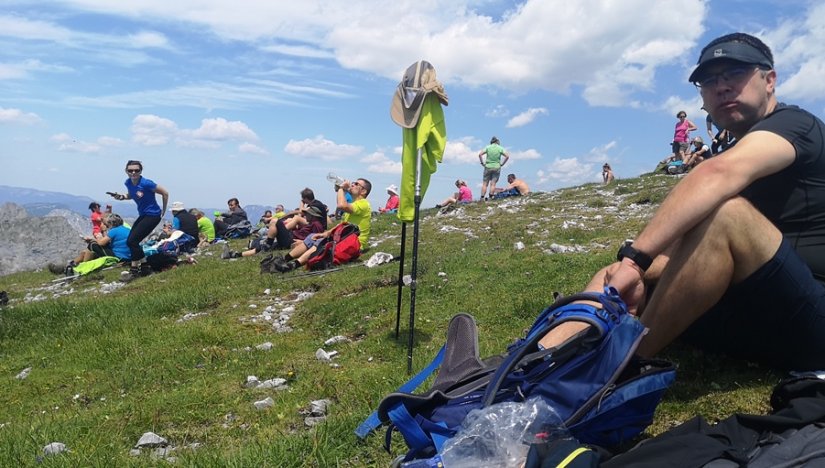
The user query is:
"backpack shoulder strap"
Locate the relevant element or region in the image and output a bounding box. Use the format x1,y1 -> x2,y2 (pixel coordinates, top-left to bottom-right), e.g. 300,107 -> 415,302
355,345 -> 446,439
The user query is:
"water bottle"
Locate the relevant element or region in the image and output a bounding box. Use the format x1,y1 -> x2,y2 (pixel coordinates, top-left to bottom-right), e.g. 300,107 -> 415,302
327,172 -> 345,186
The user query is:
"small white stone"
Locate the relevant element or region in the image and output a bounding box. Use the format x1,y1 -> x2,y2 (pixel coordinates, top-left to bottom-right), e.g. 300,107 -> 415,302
136,432 -> 167,448
253,397 -> 274,410
43,442 -> 67,456
514,241 -> 525,250
244,376 -> 260,388
248,304 -> 258,309
255,342 -> 273,351
437,271 -> 447,277
324,335 -> 349,346
263,288 -> 271,295
15,367 -> 31,380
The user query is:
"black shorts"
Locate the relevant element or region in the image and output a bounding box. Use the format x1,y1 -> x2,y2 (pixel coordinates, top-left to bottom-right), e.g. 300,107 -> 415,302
88,243 -> 115,258
681,239 -> 825,370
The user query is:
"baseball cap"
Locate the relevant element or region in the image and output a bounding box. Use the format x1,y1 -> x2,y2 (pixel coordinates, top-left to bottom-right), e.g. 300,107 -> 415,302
688,35 -> 774,83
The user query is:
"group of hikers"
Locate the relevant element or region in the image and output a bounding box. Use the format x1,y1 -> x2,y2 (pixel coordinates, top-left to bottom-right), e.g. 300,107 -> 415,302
55,32 -> 825,380
658,103 -> 736,174
433,136 -> 531,210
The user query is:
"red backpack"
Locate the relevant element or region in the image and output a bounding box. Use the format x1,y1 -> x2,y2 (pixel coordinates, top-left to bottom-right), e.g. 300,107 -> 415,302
305,223 -> 361,270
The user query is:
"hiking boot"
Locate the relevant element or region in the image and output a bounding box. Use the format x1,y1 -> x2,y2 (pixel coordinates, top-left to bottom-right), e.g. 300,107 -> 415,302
139,263 -> 153,276
121,267 -> 141,282
221,243 -> 232,259
275,259 -> 299,273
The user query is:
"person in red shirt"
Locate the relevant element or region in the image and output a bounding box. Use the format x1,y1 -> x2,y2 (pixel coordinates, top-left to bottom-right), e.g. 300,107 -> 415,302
379,185 -> 400,213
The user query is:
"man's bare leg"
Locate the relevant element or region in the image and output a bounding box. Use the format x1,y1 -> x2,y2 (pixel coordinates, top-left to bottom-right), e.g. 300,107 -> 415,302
538,197 -> 781,355
636,197 -> 781,356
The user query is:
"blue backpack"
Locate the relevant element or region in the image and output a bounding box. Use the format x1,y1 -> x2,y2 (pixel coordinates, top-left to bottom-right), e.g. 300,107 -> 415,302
356,287 -> 676,461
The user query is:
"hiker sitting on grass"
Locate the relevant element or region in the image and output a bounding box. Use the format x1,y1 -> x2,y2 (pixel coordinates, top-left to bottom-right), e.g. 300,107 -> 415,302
190,209 -> 215,248
683,137 -> 711,170
436,179 -> 473,209
241,188 -> 329,254
59,213 -> 132,274
378,185 -> 400,213
492,173 -> 530,199
273,178 -> 371,272
213,197 -> 248,238
538,32 -> 825,372
223,205 -> 326,259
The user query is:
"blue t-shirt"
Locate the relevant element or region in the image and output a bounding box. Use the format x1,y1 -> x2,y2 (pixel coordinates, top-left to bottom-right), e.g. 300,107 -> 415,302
107,225 -> 132,260
124,176 -> 162,216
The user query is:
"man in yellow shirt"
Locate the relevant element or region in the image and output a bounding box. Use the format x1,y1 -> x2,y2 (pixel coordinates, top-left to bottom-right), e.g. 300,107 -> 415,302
274,178 -> 371,272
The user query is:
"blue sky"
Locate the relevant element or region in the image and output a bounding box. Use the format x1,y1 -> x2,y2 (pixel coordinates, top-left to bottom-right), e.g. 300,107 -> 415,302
2,0 -> 824,213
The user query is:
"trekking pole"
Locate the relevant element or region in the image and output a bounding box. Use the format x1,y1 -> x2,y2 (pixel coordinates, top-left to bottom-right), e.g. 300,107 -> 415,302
408,148 -> 423,374
395,222 -> 407,339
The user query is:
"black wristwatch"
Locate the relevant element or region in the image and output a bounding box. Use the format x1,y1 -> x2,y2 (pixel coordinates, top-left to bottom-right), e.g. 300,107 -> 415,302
617,243 -> 653,272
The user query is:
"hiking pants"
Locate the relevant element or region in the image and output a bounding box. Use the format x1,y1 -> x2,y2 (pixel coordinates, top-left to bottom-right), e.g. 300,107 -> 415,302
127,215 -> 161,262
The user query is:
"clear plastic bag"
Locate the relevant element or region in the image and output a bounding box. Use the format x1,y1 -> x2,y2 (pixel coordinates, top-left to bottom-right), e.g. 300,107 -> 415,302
439,397 -> 569,468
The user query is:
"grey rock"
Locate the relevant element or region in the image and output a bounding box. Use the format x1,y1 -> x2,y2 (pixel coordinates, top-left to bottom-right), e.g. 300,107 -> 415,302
315,348 -> 338,361
323,335 -> 349,346
43,442 -> 67,456
304,416 -> 327,427
309,399 -> 331,416
135,431 -> 168,448
129,448 -> 142,457
255,342 -> 273,351
257,378 -> 288,389
244,376 -> 260,388
253,397 -> 274,410
15,367 -> 32,380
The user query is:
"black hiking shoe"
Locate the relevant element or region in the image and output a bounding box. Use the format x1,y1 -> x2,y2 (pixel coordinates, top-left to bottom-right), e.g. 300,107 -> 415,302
139,263 -> 153,276
275,259 -> 299,273
121,267 -> 141,282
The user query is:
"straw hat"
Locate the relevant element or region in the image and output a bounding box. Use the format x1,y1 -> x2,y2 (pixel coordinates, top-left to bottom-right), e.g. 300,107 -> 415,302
390,60 -> 449,129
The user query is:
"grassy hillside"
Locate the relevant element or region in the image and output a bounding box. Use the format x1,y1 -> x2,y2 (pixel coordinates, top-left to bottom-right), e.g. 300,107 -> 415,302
0,174 -> 780,467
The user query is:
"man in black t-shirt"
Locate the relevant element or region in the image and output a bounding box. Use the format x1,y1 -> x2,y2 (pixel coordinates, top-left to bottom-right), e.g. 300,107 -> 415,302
539,32 -> 825,371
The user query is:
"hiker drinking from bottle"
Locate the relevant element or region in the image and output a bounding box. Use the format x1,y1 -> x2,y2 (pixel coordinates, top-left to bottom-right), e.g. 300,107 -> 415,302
539,32 -> 825,371
108,160 -> 168,281
273,178 -> 371,272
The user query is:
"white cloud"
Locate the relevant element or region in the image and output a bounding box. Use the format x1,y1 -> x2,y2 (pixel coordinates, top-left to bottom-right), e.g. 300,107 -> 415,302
50,133 -> 101,153
97,136 -> 124,146
510,148 -> 542,160
443,137 -> 480,164
762,3 -> 825,100
239,142 -> 269,155
0,107 -> 42,125
128,31 -> 170,49
131,114 -> 178,146
187,118 -> 259,141
284,135 -> 363,160
506,108 -> 548,128
38,0 -> 706,107
362,151 -> 402,174
130,114 -> 260,149
260,43 -> 335,59
485,105 -> 509,118
537,141 -> 620,187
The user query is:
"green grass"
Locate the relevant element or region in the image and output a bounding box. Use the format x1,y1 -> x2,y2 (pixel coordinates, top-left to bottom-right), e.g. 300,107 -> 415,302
0,174 -> 781,466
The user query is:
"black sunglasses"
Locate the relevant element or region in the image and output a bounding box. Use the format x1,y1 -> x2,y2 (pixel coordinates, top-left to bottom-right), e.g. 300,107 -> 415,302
126,169 -> 141,174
